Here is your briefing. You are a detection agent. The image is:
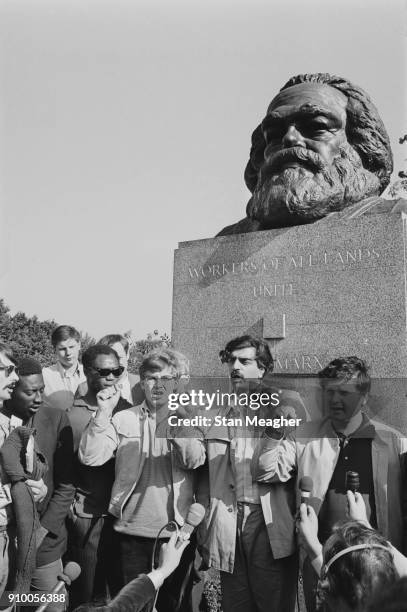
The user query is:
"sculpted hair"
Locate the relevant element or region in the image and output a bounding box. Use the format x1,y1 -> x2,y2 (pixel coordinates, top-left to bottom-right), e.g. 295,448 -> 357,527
51,325 -> 81,348
318,356 -> 371,394
98,334 -> 130,354
318,521 -> 396,610
219,335 -> 274,373
139,348 -> 184,380
82,344 -> 119,370
244,73 -> 393,196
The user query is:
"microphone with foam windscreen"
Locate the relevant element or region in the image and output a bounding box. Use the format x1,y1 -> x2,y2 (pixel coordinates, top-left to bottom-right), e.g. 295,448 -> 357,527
299,476 -> 313,505
35,562 -> 81,612
176,502 -> 206,548
345,470 -> 360,493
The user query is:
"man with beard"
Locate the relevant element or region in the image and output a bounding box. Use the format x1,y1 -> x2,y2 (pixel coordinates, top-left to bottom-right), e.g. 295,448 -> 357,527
218,73 -> 407,235
197,336 -> 300,612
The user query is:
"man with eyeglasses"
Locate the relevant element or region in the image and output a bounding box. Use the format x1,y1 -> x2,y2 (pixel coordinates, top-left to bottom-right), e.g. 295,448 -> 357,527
66,344 -> 131,609
78,348 -> 205,612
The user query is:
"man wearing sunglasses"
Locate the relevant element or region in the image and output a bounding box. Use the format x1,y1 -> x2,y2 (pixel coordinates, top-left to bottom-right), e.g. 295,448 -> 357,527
66,344 -> 131,610
78,348 -> 205,612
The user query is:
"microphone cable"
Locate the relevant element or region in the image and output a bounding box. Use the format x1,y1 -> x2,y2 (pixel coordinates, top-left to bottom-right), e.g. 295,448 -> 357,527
151,521 -> 180,610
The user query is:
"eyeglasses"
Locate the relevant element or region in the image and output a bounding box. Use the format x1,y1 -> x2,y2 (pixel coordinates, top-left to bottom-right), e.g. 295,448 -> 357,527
144,375 -> 177,384
0,364 -> 16,377
91,366 -> 125,378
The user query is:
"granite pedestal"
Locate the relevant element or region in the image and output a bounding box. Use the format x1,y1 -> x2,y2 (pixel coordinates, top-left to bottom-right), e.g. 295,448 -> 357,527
172,213 -> 407,431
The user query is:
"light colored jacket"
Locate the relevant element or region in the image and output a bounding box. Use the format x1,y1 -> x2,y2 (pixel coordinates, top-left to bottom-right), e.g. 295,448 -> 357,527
197,420 -> 297,573
78,402 -> 205,525
252,414 -> 407,552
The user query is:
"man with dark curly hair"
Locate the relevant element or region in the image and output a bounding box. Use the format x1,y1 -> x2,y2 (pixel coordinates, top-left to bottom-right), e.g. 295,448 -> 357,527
197,335 -> 303,612
218,73 -> 407,235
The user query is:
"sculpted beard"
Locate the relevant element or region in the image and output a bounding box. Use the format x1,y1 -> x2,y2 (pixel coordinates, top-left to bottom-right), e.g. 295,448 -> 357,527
248,144 -> 381,225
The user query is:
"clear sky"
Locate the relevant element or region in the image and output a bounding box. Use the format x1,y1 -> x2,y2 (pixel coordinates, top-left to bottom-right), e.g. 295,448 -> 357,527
0,0 -> 406,341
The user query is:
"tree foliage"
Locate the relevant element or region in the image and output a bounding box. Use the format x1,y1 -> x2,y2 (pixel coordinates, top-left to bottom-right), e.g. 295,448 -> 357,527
127,330 -> 171,374
0,299 -> 95,366
0,300 -> 170,372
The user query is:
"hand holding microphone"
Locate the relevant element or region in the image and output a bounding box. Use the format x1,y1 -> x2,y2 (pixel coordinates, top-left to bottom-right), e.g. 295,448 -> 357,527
35,562 -> 81,612
175,502 -> 205,549
296,476 -> 313,522
297,503 -> 321,558
299,476 -> 313,505
345,470 -> 360,493
158,532 -> 190,579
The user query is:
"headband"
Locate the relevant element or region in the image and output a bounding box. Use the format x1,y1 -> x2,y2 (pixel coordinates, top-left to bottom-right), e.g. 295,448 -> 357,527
322,543 -> 390,576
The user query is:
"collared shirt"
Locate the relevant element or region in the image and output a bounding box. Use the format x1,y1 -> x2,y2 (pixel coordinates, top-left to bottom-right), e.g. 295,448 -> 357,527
318,415 -> 376,542
43,361 -> 86,411
229,404 -> 261,505
68,394 -> 130,517
115,404 -> 174,537
253,412 -> 407,552
118,375 -> 132,404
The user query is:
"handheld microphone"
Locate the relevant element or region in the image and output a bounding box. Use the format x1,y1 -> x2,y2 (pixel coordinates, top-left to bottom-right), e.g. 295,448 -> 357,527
299,476 -> 313,505
35,562 -> 81,612
345,470 -> 360,493
176,502 -> 205,549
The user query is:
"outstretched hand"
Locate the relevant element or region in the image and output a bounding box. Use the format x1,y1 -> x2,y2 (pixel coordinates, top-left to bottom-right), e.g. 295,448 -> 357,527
296,503 -> 321,559
158,532 -> 189,578
346,491 -> 370,526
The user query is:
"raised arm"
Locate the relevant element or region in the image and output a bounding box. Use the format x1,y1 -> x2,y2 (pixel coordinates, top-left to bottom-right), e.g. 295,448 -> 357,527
251,428 -> 297,483
78,387 -> 121,466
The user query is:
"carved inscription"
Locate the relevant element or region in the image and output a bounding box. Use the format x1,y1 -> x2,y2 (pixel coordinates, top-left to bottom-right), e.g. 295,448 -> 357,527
274,355 -> 324,372
253,284 -> 294,298
187,247 -> 380,280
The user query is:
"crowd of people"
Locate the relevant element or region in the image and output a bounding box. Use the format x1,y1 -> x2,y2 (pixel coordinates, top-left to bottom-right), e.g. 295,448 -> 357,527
0,325 -> 406,612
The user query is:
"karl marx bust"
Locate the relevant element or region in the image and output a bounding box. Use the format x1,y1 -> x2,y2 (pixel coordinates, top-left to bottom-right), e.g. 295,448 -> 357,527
218,73 -> 407,236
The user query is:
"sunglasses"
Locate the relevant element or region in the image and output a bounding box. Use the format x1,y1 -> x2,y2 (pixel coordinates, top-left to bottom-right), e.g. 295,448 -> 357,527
91,366 -> 125,378
0,364 -> 17,377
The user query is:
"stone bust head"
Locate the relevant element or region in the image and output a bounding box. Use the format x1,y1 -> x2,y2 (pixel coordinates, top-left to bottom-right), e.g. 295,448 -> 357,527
218,73 -> 394,235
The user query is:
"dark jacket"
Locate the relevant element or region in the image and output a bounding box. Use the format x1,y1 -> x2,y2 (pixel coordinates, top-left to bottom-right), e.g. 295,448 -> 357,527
32,403 -> 75,567
67,396 -> 130,518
